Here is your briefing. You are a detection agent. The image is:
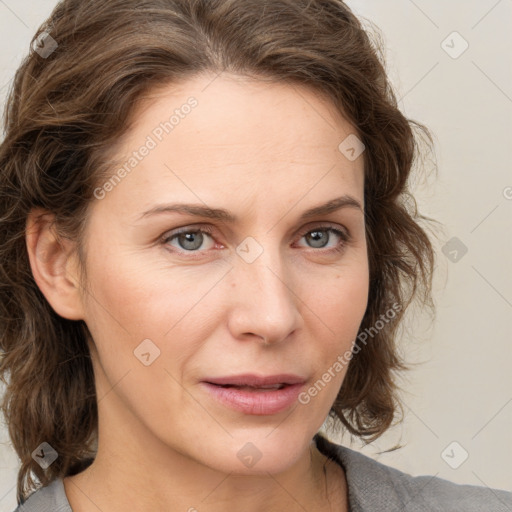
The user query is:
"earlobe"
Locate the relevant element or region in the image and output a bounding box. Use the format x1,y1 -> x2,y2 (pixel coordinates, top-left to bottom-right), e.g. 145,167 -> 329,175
25,208 -> 85,321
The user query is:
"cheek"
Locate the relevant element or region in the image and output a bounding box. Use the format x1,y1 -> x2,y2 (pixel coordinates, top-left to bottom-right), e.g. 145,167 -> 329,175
81,243 -> 230,376
80,250 -> 208,429
313,262 -> 369,339
306,264 -> 369,394
293,259 -> 369,400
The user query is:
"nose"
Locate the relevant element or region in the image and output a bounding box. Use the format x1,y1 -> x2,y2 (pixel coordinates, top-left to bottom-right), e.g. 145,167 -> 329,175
226,243 -> 303,345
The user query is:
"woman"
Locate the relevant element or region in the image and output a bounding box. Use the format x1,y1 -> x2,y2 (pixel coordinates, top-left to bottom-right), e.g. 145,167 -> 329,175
0,0 -> 510,510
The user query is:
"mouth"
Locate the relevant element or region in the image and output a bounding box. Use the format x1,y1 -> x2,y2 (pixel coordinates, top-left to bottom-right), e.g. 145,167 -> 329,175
208,383 -> 288,391
202,373 -> 306,388
200,374 -> 306,415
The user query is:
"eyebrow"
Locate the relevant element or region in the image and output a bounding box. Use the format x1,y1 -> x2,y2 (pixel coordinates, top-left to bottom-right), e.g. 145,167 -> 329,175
137,195 -> 363,223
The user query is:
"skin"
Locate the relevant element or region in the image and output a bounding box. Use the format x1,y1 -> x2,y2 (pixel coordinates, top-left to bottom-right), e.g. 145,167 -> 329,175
26,72 -> 369,512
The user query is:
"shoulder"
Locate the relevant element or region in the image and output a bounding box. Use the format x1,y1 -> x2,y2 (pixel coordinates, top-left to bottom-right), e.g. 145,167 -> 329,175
12,478 -> 72,512
314,433 -> 512,512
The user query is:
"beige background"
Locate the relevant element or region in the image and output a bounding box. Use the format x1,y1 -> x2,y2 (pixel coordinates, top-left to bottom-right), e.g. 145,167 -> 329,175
1,0 -> 511,510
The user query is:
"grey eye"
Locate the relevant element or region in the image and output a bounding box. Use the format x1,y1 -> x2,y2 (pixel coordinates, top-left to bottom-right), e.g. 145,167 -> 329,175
175,231 -> 205,251
304,229 -> 331,248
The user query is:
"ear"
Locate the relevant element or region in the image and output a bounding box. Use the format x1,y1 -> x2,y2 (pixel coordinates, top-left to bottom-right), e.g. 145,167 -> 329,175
25,208 -> 86,321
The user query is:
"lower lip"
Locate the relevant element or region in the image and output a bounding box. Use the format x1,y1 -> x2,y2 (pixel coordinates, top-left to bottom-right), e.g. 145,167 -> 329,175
200,382 -> 304,415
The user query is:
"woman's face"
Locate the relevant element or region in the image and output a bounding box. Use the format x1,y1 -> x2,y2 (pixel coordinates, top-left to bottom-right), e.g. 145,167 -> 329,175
77,73 -> 369,475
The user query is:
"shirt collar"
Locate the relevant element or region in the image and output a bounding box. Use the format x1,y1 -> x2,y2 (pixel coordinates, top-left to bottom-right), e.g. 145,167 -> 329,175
313,432 -> 412,511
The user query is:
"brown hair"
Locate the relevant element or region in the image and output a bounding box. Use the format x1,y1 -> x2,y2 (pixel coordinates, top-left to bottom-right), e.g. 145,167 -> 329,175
0,0 -> 437,504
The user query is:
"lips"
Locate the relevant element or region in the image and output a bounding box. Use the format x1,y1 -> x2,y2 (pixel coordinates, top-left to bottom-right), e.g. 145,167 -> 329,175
200,373 -> 307,415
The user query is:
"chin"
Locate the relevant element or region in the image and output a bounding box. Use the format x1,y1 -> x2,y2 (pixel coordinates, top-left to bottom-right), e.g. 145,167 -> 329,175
194,426 -> 314,476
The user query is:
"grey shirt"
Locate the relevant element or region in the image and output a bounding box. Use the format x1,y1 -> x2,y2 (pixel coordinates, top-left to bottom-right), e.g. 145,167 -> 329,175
14,433 -> 512,511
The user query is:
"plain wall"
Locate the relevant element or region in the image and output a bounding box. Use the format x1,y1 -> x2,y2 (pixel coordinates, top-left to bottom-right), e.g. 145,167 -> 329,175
0,0 -> 511,510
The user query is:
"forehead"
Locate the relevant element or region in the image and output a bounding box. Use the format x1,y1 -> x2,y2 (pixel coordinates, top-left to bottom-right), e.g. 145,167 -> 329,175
95,72 -> 365,220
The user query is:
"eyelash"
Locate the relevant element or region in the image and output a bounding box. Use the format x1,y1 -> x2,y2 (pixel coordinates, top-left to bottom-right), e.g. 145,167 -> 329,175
160,224 -> 351,257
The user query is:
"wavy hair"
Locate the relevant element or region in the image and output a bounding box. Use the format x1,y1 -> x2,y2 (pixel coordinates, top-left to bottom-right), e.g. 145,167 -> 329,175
0,0 -> 437,503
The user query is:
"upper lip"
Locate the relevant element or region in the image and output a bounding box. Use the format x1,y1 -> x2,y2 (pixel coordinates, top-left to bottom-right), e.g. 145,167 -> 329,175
203,373 -> 306,387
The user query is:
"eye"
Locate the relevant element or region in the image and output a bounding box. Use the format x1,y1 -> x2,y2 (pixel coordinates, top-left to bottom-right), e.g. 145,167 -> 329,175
162,226 -> 217,252
296,225 -> 350,253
